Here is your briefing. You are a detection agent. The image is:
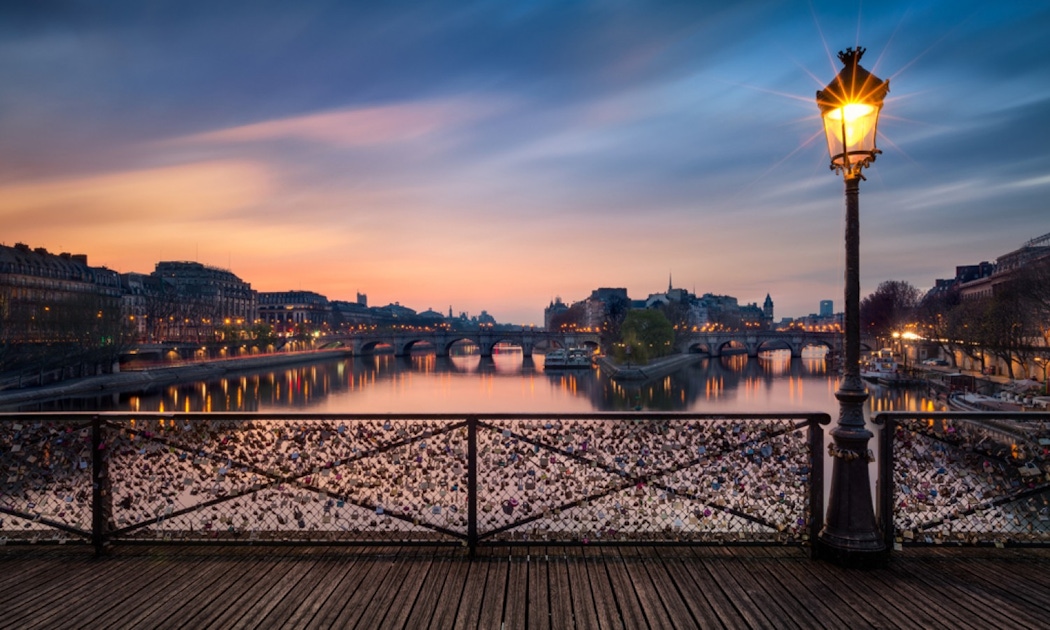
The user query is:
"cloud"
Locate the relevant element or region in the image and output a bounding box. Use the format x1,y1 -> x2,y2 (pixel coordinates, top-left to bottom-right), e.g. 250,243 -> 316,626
0,161 -> 272,228
175,99 -> 500,149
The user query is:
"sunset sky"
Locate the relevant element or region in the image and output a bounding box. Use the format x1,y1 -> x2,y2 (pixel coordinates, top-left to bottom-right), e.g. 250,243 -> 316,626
2,1 -> 1048,325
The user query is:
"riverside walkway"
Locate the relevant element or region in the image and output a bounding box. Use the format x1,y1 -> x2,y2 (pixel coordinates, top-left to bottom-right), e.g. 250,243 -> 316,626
2,544 -> 1049,628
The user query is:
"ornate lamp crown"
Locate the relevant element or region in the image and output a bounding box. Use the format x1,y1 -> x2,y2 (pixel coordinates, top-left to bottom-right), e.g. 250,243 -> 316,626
817,47 -> 889,178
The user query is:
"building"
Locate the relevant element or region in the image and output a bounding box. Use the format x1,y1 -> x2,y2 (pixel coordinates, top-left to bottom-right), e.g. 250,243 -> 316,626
544,297 -> 569,330
820,300 -> 833,318
0,243 -> 127,377
955,233 -> 1050,301
258,290 -> 331,334
151,261 -> 256,342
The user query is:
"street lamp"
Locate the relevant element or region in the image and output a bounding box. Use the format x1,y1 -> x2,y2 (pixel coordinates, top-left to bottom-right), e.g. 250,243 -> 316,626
815,46 -> 889,566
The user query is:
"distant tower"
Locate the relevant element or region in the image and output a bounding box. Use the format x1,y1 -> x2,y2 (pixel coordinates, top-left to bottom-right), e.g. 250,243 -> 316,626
668,272 -> 673,293
449,305 -> 453,318
356,292 -> 367,307
763,294 -> 774,320
820,300 -> 833,317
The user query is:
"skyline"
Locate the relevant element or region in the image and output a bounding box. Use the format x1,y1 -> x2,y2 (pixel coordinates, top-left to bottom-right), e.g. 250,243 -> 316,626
2,2 -> 1048,324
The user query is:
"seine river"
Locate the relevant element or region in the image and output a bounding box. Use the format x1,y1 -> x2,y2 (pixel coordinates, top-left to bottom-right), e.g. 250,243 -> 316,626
31,348 -> 946,415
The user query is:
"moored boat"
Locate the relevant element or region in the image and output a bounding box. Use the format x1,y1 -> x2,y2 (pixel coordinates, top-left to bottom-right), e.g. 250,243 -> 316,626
544,347 -> 593,369
861,348 -> 900,384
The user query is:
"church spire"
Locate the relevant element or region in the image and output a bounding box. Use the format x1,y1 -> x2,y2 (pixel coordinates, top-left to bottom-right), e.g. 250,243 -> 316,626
668,272 -> 673,293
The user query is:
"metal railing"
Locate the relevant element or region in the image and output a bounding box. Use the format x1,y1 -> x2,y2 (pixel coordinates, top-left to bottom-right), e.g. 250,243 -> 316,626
0,412 -> 827,554
876,411 -> 1050,547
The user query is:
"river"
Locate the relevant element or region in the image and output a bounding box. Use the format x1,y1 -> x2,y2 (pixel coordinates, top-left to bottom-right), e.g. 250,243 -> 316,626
21,348 -> 946,415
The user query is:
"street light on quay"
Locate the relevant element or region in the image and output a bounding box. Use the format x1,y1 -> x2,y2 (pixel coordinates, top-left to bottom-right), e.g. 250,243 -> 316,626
815,46 -> 889,567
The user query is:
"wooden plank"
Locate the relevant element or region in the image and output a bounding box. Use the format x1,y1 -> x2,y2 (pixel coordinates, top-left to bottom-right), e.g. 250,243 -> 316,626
795,552 -> 919,629
501,546 -> 529,630
453,551 -> 492,629
616,546 -> 674,630
140,554 -> 272,630
911,549 -> 1050,618
301,549 -> 389,628
547,549 -> 574,629
562,545 -> 599,630
197,552 -> 307,629
89,551 -> 212,629
19,554 -> 157,630
376,549 -> 442,630
228,552 -> 326,629
399,548 -> 456,630
688,546 -> 775,630
890,554 -> 1030,630
277,551 -> 364,629
582,546 -> 622,630
477,554 -> 508,630
598,544 -> 646,630
0,554 -> 106,621
732,547 -> 823,628
329,548 -> 400,628
652,547 -> 733,629
747,547 -> 861,629
632,546 -> 699,629
426,553 -> 470,630
255,552 -> 347,629
526,548 -> 550,630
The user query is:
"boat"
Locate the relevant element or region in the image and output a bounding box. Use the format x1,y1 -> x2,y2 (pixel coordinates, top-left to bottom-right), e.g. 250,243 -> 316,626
948,391 -> 1022,412
861,348 -> 900,385
544,347 -> 593,369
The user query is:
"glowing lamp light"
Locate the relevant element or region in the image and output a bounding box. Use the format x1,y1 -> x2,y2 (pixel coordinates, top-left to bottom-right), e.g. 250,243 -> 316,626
817,47 -> 889,178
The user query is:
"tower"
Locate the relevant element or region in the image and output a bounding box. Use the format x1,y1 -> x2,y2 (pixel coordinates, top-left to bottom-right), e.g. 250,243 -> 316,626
763,294 -> 774,320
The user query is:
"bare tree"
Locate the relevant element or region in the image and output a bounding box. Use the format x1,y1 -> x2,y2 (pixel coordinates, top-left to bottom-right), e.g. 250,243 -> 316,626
859,280 -> 921,345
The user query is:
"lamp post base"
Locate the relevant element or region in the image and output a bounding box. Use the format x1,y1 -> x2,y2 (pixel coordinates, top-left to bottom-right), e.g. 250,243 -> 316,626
814,538 -> 888,569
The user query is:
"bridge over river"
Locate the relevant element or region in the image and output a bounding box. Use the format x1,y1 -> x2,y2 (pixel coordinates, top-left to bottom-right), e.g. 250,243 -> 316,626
327,329 -> 848,360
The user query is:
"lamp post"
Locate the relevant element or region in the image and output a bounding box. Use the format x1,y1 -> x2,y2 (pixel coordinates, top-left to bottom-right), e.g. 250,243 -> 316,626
815,46 -> 889,566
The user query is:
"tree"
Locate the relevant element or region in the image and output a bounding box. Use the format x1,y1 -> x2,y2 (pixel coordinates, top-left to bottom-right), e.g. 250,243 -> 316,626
916,286 -> 961,367
618,309 -> 675,364
859,280 -> 921,344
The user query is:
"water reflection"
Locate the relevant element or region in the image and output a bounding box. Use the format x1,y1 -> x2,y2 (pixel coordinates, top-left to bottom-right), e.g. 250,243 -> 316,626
21,349 -> 947,415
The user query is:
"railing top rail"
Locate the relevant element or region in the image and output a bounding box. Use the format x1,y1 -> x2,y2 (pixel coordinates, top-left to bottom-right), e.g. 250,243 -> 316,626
873,411 -> 1050,425
0,411 -> 832,423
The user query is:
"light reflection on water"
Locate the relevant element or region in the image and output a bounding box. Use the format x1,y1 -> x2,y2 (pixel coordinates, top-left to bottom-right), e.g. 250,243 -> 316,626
26,348 -> 947,415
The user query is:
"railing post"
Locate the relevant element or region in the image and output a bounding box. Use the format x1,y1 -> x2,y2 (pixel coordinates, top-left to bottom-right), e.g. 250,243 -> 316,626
877,414 -> 895,552
467,416 -> 478,557
91,416 -> 109,556
809,415 -> 827,557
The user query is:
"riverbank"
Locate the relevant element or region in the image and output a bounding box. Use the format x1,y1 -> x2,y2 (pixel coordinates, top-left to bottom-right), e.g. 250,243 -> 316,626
0,349 -> 353,409
597,353 -> 704,382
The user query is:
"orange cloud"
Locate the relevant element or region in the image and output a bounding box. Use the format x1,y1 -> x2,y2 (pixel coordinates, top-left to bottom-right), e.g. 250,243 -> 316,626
176,99 -> 496,148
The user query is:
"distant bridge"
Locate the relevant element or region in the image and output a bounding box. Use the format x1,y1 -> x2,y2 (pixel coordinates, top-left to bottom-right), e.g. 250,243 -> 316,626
328,329 -> 854,360
677,331 -> 847,358
328,330 -> 602,358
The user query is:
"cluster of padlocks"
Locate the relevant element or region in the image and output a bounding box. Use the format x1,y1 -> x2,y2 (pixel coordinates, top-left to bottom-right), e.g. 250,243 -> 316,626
888,416 -> 1050,545
0,413 -> 822,546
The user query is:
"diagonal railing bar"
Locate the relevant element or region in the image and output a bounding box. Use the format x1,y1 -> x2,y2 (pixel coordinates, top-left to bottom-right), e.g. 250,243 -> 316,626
0,505 -> 92,539
911,480 -> 1050,534
1,412 -> 827,551
877,411 -> 1050,547
106,418 -> 471,540
474,417 -> 816,540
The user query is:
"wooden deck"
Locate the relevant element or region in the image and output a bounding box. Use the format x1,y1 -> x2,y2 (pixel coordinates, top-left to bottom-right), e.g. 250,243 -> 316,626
2,545 -> 1049,629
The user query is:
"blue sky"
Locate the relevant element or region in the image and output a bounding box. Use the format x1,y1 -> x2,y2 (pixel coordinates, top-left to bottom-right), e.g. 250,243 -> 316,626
2,1 -> 1048,324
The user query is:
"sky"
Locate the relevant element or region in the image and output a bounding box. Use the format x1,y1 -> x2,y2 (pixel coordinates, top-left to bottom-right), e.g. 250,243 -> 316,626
2,1 -> 1048,325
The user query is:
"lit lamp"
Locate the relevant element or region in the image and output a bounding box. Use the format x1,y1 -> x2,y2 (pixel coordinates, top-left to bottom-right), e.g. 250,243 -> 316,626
815,46 -> 889,566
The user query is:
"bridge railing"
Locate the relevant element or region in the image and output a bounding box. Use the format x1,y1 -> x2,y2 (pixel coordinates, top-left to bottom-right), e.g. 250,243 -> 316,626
0,412 -> 827,554
876,411 -> 1050,547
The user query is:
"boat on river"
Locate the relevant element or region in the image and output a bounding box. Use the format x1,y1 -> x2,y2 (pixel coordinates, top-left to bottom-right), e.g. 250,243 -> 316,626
544,348 -> 593,369
861,349 -> 900,385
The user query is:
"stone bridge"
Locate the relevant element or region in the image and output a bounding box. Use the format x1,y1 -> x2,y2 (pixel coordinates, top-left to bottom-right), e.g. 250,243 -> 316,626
677,331 -> 848,358
328,329 -> 602,358
327,329 -> 871,361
